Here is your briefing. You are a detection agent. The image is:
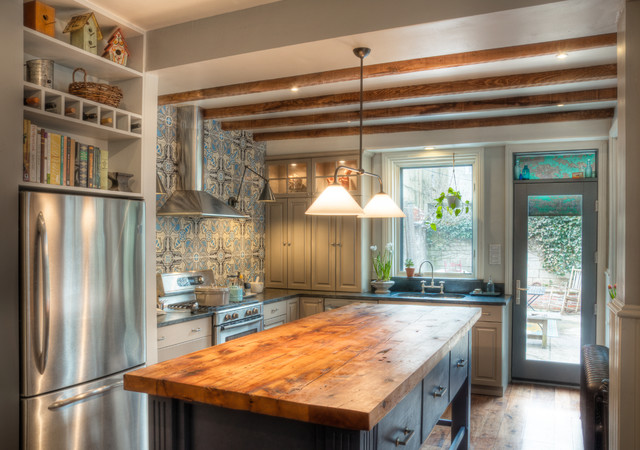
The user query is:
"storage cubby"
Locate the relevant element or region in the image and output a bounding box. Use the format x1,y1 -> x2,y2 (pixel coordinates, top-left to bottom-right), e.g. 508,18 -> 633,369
20,0 -> 146,198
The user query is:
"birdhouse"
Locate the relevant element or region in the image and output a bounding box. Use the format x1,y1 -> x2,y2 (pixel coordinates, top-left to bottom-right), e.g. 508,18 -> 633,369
102,28 -> 129,66
23,1 -> 56,38
63,13 -> 103,54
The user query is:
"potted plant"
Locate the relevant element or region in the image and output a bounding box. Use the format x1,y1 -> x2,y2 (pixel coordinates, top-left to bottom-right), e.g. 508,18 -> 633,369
370,243 -> 394,294
425,154 -> 470,230
405,258 -> 415,277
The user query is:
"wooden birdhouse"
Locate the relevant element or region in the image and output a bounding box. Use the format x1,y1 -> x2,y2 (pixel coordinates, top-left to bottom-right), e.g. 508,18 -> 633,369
23,1 -> 56,38
63,13 -> 103,55
102,28 -> 129,66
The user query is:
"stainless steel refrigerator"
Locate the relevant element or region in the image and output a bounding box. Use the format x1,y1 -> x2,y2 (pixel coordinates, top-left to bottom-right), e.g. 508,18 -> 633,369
20,191 -> 147,450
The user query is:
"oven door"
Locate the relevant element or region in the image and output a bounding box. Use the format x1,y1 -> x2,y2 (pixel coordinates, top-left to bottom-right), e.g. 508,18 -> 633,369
214,316 -> 263,345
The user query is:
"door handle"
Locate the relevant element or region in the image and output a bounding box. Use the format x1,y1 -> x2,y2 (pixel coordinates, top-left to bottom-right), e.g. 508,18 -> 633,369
34,212 -> 51,375
515,279 -> 527,305
48,380 -> 123,410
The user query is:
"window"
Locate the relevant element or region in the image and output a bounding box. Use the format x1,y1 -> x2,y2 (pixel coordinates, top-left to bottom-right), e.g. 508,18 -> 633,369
382,150 -> 481,279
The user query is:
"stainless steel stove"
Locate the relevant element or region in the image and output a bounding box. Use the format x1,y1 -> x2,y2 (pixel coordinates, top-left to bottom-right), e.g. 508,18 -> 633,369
157,270 -> 263,344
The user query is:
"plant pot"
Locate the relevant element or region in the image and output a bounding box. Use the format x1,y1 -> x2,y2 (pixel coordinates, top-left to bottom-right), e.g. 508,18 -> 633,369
405,268 -> 415,277
371,280 -> 394,294
446,195 -> 460,209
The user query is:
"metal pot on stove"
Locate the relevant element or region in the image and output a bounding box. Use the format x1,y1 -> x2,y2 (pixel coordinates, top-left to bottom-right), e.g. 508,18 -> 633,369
195,286 -> 230,306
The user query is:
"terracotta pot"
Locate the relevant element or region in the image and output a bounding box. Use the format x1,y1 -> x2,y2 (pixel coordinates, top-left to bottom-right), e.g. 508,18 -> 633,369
406,268 -> 415,277
371,280 -> 394,294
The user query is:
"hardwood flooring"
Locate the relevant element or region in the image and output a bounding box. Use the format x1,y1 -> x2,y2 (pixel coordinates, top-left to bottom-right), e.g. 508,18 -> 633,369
422,383 -> 583,450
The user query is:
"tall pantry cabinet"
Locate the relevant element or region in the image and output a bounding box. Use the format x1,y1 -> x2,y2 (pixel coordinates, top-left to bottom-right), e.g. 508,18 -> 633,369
265,156 -> 370,292
0,1 -> 158,445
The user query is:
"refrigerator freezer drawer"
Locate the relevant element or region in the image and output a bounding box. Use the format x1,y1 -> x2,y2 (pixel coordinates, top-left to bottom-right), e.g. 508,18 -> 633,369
21,368 -> 147,450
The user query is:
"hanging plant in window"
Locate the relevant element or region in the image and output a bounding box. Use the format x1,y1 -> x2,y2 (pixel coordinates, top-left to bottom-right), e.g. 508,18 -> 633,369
425,153 -> 471,230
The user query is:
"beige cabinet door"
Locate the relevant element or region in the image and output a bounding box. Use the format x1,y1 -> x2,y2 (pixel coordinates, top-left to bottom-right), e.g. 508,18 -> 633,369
265,199 -> 288,288
300,297 -> 323,318
335,216 -> 360,292
311,215 -> 335,290
287,298 -> 299,322
287,198 -> 312,289
471,321 -> 502,386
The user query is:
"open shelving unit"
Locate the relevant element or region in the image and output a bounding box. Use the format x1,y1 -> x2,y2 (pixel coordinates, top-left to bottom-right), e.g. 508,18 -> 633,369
21,0 -> 145,197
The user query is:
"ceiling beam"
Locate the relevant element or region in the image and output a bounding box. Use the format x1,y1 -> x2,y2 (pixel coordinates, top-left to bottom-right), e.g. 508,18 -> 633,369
204,64 -> 617,118
252,108 -> 615,141
220,88 -> 617,130
158,33 -> 616,106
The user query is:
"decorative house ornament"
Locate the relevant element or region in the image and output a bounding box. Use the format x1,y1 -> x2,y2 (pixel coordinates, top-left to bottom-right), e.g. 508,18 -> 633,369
23,1 -> 56,37
102,28 -> 129,66
63,12 -> 103,54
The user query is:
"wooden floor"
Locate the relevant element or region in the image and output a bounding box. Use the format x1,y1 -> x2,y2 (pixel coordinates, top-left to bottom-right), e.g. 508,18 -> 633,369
422,383 -> 583,450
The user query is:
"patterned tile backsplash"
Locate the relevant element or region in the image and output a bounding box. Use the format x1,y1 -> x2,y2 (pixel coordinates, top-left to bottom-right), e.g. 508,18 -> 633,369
156,105 -> 267,283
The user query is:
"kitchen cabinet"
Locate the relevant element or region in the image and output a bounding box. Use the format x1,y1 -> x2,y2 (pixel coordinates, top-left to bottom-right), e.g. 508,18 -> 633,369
267,159 -> 310,195
300,297 -> 324,318
265,198 -> 312,289
311,213 -> 363,292
378,300 -> 510,396
157,317 -> 212,362
263,297 -> 300,330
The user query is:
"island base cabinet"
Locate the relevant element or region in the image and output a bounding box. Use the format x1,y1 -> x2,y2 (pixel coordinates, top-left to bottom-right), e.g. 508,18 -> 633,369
146,331 -> 473,450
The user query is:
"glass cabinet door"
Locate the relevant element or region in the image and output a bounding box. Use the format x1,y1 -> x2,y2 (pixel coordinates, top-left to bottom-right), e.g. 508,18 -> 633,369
267,160 -> 309,195
313,157 -> 359,194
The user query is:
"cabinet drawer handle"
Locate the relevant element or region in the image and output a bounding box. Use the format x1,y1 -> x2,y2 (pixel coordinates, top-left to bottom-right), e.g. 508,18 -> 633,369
395,427 -> 415,447
157,336 -> 166,341
191,327 -> 201,333
271,308 -> 278,313
432,385 -> 447,398
482,312 -> 490,316
457,359 -> 467,368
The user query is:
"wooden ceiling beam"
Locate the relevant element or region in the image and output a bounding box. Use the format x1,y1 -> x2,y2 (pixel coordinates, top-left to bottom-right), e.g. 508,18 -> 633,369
158,33 -> 616,106
204,64 -> 617,118
252,108 -> 615,141
220,88 -> 617,130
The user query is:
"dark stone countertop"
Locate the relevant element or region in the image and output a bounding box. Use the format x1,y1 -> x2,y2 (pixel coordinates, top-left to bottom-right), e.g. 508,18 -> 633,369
157,287 -> 511,327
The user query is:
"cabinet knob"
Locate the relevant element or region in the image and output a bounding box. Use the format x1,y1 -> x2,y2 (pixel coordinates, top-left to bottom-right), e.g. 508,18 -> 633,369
191,327 -> 201,333
456,359 -> 467,368
157,336 -> 166,341
288,242 -> 291,246
283,242 -> 287,246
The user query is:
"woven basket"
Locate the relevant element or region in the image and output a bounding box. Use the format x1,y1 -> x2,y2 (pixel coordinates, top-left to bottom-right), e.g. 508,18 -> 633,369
68,68 -> 123,108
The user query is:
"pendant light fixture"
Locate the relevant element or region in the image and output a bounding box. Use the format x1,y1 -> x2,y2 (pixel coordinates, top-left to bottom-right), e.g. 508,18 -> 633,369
305,48 -> 405,218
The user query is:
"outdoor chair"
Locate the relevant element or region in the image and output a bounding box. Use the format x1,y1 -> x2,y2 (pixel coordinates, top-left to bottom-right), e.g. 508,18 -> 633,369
548,268 -> 582,313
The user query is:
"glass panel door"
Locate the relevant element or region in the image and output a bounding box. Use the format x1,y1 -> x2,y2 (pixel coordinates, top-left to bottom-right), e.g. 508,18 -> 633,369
512,181 -> 597,384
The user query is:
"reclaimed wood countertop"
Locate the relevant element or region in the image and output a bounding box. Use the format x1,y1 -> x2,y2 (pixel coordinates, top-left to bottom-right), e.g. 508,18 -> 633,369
125,303 -> 481,430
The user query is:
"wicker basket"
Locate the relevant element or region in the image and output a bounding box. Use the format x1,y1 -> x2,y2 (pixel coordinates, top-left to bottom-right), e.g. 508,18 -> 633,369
68,68 -> 123,108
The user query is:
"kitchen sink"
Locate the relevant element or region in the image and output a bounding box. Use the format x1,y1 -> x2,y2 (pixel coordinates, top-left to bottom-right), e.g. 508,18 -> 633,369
391,292 -> 467,300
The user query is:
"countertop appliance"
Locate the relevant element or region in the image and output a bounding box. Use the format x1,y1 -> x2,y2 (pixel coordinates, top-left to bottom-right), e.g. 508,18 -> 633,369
20,191 -> 146,450
157,270 -> 263,344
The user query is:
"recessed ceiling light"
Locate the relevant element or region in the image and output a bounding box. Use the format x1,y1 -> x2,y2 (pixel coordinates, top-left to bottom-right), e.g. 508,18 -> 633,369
339,160 -> 346,164
291,163 -> 297,167
556,52 -> 568,59
424,146 -> 435,150
557,103 -> 565,107
290,86 -> 299,92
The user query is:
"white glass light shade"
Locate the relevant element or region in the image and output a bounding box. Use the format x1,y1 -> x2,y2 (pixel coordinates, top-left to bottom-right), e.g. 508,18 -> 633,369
362,193 -> 406,218
305,184 -> 364,215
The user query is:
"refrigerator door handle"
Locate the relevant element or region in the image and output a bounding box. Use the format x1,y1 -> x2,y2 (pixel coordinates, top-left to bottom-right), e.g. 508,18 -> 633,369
48,380 -> 124,410
35,212 -> 51,374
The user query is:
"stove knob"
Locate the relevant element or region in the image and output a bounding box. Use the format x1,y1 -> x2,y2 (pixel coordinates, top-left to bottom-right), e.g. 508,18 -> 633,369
252,308 -> 259,314
196,276 -> 204,284
224,314 -> 231,321
245,310 -> 250,316
232,312 -> 239,319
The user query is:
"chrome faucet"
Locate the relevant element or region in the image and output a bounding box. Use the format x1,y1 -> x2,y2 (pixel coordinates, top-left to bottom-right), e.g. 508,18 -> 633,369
417,260 -> 445,294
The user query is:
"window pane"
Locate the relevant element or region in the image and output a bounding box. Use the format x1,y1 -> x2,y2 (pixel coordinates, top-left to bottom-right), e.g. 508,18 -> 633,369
401,165 -> 473,275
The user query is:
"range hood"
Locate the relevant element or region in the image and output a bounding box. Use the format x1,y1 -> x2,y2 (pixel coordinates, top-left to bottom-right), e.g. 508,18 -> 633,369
157,105 -> 247,218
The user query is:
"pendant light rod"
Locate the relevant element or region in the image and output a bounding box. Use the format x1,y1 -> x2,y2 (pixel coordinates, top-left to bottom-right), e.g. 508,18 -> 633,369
353,47 -> 370,170
329,164 -> 385,193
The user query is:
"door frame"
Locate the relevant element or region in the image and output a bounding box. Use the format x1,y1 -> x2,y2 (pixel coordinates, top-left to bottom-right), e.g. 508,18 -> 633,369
512,180 -> 597,384
504,141 -> 608,345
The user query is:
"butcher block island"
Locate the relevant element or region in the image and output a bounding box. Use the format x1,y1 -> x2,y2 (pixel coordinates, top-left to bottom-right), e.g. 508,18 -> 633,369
125,303 -> 481,450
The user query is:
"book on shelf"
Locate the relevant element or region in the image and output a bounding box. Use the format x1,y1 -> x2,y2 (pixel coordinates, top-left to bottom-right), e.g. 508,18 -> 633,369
21,123 -> 108,189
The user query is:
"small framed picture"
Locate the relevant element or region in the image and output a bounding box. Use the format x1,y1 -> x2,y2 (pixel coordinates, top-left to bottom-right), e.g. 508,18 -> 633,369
572,172 -> 584,179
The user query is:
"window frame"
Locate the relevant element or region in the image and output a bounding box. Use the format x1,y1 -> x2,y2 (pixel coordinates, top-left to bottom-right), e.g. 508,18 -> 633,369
381,148 -> 484,279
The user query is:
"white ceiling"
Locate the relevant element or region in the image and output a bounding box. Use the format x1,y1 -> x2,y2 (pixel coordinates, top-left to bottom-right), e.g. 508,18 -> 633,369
85,0 -> 621,154
84,0 -> 282,30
